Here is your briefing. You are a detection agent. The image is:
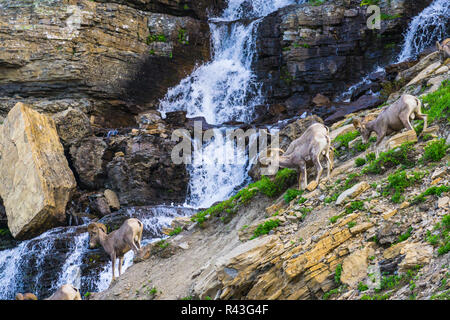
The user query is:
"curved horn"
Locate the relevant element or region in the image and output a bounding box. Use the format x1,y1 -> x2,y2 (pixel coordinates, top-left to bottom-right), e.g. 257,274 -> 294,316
87,222 -> 107,234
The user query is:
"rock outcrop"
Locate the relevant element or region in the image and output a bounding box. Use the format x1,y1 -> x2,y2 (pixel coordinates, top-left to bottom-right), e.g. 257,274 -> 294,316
0,0 -> 211,126
254,0 -> 433,119
0,103 -> 76,239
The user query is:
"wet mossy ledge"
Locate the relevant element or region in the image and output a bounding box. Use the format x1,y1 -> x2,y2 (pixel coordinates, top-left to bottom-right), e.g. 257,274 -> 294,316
191,168 -> 298,226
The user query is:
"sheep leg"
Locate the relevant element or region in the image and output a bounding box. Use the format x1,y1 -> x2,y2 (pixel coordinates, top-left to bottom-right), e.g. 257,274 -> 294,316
415,112 -> 428,137
111,253 -> 116,282
118,256 -> 123,277
299,162 -> 307,190
325,151 -> 332,179
313,155 -> 323,185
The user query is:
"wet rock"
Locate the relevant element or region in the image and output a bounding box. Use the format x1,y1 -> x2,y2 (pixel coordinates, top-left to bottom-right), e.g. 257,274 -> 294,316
325,95 -> 384,124
52,108 -> 92,148
104,190 -> 121,211
70,137 -> 108,190
0,103 -> 76,239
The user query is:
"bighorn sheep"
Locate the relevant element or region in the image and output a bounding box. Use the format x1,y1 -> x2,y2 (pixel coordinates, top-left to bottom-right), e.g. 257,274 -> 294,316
436,38 -> 450,62
15,293 -> 38,300
45,284 -> 82,300
88,218 -> 143,281
352,94 -> 427,155
261,123 -> 333,190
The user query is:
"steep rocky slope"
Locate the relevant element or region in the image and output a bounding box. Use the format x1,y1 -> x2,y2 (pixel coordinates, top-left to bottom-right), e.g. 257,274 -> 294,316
93,48 -> 450,300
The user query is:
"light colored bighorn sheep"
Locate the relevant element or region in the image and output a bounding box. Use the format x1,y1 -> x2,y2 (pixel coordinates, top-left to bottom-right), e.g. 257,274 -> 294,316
45,284 -> 82,300
261,123 -> 333,190
88,218 -> 143,281
15,293 -> 38,300
436,38 -> 450,62
352,94 -> 427,155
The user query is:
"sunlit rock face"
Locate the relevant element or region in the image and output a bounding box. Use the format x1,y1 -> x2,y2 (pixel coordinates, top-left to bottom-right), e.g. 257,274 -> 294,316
0,103 -> 76,240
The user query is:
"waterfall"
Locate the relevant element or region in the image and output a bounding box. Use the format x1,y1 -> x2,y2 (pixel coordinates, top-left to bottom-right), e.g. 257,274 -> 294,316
397,0 -> 449,62
160,0 -> 304,208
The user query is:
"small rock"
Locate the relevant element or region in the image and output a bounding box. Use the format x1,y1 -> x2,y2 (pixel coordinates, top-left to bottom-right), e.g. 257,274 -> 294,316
382,209 -> 398,220
336,182 -> 370,205
438,196 -> 449,209
306,180 -> 318,192
104,189 -> 120,211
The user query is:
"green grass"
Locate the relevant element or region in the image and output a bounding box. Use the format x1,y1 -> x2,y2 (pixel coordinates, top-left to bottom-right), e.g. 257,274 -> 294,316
334,264 -> 343,285
382,170 -> 425,203
395,227 -> 413,244
284,189 -> 304,203
169,227 -> 182,236
358,282 -> 369,292
251,219 -> 281,239
421,139 -> 449,163
412,185 -> 450,204
355,157 -> 366,167
191,168 -> 297,226
362,142 -> 416,175
146,34 -> 167,44
346,200 -> 365,214
426,215 -> 450,256
333,131 -> 360,149
421,79 -> 450,124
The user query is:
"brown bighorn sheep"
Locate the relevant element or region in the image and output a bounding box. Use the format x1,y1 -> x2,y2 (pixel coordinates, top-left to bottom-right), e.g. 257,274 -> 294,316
261,123 -> 333,190
15,293 -> 38,300
436,38 -> 450,62
352,94 -> 427,155
45,284 -> 82,300
88,218 -> 143,281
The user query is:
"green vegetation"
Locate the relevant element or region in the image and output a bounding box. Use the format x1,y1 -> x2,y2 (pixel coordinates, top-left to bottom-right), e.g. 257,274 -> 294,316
347,221 -> 357,228
83,292 -> 91,298
284,189 -> 304,203
251,219 -> 281,240
191,169 -> 297,226
421,79 -> 450,123
169,227 -> 182,236
346,200 -> 364,214
395,226 -> 413,243
426,215 -> 450,256
421,139 -> 449,163
412,185 -> 450,204
178,29 -> 189,45
362,142 -> 415,175
360,0 -> 380,6
355,157 -> 366,167
381,13 -> 402,21
431,290 -> 450,300
334,264 -> 343,285
333,131 -> 360,149
308,0 -> 328,6
157,240 -> 169,249
360,293 -> 390,300
358,282 -> 369,292
382,170 -> 425,203
146,34 -> 167,44
380,79 -> 406,100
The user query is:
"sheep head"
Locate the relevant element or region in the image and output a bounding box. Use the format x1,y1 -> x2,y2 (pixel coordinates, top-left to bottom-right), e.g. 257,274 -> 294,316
437,39 -> 450,62
352,117 -> 371,144
87,222 -> 107,249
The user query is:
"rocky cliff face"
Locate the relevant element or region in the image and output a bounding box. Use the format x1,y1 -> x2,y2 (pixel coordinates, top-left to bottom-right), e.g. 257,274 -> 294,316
93,50 -> 449,300
254,0 -> 433,120
0,0 -> 212,127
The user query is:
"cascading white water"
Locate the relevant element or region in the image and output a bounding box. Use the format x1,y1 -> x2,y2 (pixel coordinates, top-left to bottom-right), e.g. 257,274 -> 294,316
397,0 -> 449,62
160,0 -> 304,208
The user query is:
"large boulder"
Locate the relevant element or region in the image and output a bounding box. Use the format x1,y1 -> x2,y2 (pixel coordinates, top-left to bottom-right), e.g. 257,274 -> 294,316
0,103 -> 76,239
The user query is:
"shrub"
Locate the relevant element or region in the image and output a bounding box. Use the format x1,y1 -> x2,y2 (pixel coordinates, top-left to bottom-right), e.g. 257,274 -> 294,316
284,189 -> 304,203
251,219 -> 281,239
363,142 -> 415,175
421,79 -> 450,123
358,282 -> 369,292
383,170 -> 424,203
334,131 -> 360,149
421,139 -> 449,163
346,200 -> 365,214
169,227 -> 182,236
335,264 -> 343,285
426,215 -> 449,256
355,157 -> 366,167
412,185 -> 450,204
